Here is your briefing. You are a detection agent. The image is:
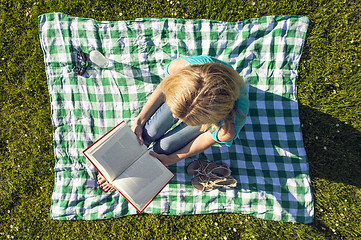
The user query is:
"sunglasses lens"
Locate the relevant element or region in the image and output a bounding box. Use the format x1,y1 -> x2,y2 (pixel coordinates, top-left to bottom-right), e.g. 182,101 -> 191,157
77,51 -> 87,63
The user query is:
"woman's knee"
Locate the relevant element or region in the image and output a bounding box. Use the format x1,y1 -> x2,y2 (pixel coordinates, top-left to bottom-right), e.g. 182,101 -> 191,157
142,125 -> 158,140
153,140 -> 178,155
142,127 -> 159,146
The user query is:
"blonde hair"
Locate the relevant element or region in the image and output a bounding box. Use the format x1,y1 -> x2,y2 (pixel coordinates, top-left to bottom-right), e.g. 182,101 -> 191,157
159,63 -> 245,132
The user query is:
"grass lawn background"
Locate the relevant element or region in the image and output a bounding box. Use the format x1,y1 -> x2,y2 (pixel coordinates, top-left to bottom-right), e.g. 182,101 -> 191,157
0,0 -> 360,239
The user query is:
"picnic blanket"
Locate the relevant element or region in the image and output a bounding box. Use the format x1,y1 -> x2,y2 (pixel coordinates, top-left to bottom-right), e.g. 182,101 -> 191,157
39,13 -> 313,223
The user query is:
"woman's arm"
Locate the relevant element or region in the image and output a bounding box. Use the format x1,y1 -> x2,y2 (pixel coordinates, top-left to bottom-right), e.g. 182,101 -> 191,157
133,59 -> 190,144
172,131 -> 216,160
134,86 -> 165,126
135,58 -> 189,127
150,123 -> 236,165
150,131 -> 216,165
132,86 -> 165,144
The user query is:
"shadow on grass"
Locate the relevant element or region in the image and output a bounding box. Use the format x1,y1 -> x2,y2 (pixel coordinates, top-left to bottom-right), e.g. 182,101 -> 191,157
299,104 -> 361,188
296,15 -> 361,188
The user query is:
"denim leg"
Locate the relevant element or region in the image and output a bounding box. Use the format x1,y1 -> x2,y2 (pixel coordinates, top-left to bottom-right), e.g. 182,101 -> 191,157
152,123 -> 202,155
142,102 -> 178,146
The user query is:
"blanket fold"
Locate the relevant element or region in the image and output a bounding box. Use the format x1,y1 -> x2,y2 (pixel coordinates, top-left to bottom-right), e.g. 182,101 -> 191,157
39,13 -> 313,223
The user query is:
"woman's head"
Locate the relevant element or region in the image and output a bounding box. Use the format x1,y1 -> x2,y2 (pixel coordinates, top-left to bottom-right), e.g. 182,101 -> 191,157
159,63 -> 244,131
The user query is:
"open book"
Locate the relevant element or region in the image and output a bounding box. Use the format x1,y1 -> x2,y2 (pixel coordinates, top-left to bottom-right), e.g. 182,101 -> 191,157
83,121 -> 174,213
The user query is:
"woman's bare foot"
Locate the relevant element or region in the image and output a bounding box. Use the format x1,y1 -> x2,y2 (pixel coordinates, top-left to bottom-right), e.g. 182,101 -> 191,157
97,174 -> 116,192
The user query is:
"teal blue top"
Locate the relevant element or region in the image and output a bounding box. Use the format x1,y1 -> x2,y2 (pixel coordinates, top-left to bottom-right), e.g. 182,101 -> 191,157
165,55 -> 249,147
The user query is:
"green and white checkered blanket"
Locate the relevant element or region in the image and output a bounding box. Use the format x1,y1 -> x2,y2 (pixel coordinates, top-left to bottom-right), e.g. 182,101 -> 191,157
39,13 -> 313,223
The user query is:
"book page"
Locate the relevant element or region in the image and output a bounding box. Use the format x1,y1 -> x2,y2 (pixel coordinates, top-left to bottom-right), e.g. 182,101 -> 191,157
112,152 -> 174,212
85,123 -> 147,181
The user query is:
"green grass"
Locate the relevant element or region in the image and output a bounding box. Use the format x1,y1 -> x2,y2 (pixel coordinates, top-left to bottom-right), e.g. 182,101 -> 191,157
1,0 -> 360,239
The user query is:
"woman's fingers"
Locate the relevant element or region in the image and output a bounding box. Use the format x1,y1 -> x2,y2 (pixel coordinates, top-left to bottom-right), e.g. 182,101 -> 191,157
137,131 -> 143,145
133,125 -> 144,145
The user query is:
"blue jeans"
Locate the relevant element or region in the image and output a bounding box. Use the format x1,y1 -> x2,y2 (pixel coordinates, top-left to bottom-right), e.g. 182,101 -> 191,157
142,103 -> 202,155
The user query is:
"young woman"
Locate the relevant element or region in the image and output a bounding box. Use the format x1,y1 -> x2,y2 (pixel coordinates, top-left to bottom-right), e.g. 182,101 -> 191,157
98,55 -> 249,192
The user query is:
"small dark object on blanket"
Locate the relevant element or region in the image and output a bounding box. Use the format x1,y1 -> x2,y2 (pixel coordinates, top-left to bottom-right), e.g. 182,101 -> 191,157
75,51 -> 87,76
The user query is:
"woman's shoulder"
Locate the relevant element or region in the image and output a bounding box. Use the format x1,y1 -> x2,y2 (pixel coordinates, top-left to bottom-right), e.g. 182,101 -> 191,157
167,55 -> 234,75
217,120 -> 237,142
167,58 -> 190,75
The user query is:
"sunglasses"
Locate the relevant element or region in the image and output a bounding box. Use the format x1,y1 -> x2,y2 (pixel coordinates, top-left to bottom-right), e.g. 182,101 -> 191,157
75,51 -> 88,76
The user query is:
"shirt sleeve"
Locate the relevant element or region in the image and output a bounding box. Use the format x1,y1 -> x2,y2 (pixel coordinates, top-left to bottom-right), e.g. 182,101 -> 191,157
165,55 -> 233,76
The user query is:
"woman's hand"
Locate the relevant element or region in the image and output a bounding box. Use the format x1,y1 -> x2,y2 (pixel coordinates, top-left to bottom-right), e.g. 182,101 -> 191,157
131,86 -> 166,145
149,151 -> 181,165
132,120 -> 144,145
